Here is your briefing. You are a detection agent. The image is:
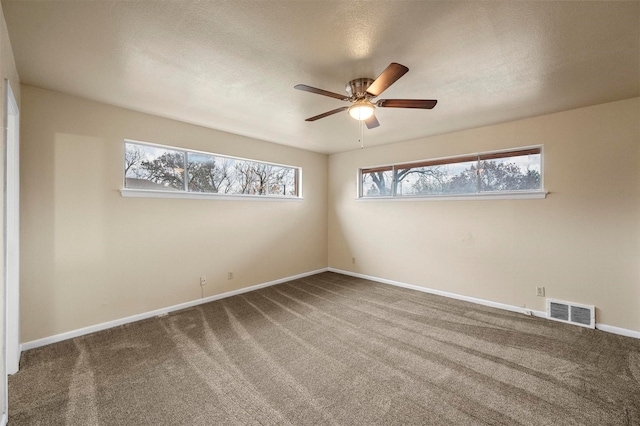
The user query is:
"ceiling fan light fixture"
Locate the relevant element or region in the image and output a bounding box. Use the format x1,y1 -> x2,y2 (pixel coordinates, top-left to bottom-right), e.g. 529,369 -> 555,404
348,100 -> 375,121
295,62 -> 437,126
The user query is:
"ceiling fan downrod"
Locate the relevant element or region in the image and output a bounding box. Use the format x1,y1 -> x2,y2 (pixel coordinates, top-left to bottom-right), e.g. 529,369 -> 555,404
346,78 -> 375,101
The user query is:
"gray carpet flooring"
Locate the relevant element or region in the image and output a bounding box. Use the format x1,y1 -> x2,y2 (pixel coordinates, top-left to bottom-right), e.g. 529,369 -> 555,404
9,272 -> 640,425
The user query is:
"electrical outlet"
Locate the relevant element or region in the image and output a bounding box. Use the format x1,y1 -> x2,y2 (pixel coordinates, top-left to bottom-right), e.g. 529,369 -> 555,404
228,272 -> 233,280
200,276 -> 206,286
351,257 -> 356,264
536,286 -> 545,297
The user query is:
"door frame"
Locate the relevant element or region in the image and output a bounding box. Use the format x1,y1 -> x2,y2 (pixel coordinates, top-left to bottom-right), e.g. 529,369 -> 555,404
5,80 -> 20,377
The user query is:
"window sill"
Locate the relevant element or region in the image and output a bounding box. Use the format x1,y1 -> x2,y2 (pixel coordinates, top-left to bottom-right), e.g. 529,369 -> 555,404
120,189 -> 303,201
356,190 -> 548,202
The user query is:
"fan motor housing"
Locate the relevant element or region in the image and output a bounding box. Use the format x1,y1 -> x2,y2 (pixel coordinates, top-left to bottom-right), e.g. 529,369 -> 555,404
346,78 -> 374,98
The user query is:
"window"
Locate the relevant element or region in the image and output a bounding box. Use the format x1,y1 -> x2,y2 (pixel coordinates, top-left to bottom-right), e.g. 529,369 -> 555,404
360,147 -> 543,199
124,141 -> 300,198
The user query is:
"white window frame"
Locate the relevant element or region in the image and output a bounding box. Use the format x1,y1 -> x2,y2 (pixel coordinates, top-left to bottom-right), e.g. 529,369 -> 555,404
358,146 -> 546,201
121,140 -> 302,200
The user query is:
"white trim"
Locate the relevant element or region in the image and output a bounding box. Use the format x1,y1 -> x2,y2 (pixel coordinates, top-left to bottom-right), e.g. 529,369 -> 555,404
328,268 -> 546,318
596,323 -> 640,339
328,268 -> 640,340
20,268 -> 640,352
22,268 -> 328,351
5,81 -> 20,375
120,188 -> 304,201
356,190 -> 547,202
3,81 -> 19,426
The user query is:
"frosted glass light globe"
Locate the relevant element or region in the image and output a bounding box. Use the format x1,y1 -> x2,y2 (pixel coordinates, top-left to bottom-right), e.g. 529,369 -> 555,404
348,100 -> 375,121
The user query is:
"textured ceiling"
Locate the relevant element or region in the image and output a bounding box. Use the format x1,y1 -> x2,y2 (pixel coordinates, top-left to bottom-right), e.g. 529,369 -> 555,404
3,1 -> 639,154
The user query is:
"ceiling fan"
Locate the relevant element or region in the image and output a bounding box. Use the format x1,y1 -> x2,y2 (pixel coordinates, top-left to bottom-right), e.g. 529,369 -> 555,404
294,63 -> 437,129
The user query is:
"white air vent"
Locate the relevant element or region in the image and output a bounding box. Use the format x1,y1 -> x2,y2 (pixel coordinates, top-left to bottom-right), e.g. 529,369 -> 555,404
546,299 -> 595,329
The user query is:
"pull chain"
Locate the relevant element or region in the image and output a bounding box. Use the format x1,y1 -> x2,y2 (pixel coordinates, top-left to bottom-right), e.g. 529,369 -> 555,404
359,119 -> 365,149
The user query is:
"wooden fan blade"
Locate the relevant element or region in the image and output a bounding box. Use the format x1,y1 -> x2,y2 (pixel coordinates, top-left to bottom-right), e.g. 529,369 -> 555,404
376,99 -> 437,109
365,114 -> 380,129
305,106 -> 349,121
295,84 -> 349,101
365,63 -> 409,97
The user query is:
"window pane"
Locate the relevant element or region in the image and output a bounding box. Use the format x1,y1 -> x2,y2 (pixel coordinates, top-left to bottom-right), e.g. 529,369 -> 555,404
250,163 -> 269,195
226,161 -> 267,195
362,169 -> 393,196
224,159 -> 246,194
396,160 -> 478,195
479,153 -> 541,192
268,166 -> 297,196
125,143 -> 184,191
187,152 -> 235,194
226,161 -> 298,196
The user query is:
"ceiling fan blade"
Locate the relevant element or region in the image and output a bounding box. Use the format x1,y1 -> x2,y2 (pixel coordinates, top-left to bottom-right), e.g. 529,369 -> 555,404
376,99 -> 437,109
365,63 -> 409,97
365,114 -> 380,129
295,84 -> 349,101
305,106 -> 349,121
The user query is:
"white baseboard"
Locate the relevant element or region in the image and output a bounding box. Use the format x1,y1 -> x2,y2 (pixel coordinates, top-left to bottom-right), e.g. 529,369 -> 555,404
0,412 -> 6,426
329,268 -> 547,318
596,323 -> 640,339
21,267 -> 639,352
328,268 -> 640,340
22,268 -> 329,351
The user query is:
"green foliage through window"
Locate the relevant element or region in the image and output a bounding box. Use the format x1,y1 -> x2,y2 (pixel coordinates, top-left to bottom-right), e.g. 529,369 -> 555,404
124,141 -> 299,197
361,148 -> 542,198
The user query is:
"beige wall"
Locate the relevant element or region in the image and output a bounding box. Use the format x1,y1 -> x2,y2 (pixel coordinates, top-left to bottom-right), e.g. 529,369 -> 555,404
0,5 -> 19,104
329,97 -> 640,333
20,85 -> 328,342
19,84 -> 640,342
